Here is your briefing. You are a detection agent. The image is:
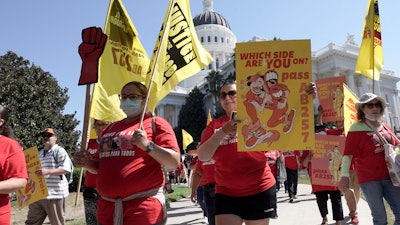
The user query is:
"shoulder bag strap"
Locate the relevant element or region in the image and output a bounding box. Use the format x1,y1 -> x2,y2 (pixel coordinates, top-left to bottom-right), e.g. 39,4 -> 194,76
364,121 -> 388,145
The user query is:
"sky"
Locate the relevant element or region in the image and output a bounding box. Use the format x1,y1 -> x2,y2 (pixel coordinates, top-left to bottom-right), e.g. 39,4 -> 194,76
1,0 -> 400,129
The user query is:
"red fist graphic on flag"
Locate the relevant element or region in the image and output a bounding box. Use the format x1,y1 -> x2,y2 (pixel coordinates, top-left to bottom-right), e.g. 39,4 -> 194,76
78,27 -> 107,85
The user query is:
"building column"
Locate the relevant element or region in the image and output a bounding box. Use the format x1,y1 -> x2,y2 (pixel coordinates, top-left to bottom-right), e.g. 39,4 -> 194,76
346,71 -> 356,94
157,103 -> 165,118
390,91 -> 400,130
174,105 -> 182,128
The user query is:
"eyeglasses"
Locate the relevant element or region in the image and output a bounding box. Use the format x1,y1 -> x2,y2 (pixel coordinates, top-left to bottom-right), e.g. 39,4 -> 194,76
364,102 -> 382,109
42,133 -> 54,138
118,94 -> 144,101
219,90 -> 237,99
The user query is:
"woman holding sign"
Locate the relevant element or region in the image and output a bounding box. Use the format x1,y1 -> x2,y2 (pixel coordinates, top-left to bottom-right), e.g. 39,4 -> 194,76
339,93 -> 400,225
0,105 -> 28,224
197,80 -> 315,225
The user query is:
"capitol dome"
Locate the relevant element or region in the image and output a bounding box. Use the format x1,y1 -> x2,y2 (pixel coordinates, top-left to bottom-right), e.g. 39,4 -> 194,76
193,10 -> 231,30
178,0 -> 236,89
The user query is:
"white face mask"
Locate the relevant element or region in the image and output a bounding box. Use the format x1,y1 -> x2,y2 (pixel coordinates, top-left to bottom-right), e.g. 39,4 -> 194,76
365,114 -> 382,122
120,98 -> 143,117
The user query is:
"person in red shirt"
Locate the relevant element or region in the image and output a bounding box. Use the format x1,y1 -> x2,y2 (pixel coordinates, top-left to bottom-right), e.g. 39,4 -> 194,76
189,155 -> 207,222
265,150 -> 281,191
83,119 -> 110,225
0,105 -> 28,225
197,80 -> 277,225
339,93 -> 400,225
326,120 -> 360,224
190,159 -> 216,225
74,81 -> 180,225
282,150 -> 301,202
198,80 -> 316,225
301,150 -> 344,225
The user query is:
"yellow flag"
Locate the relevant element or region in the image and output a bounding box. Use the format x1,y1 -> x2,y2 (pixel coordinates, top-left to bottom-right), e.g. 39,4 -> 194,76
90,0 -> 150,122
355,0 -> 383,81
207,109 -> 212,125
182,129 -> 194,150
343,84 -> 359,135
146,0 -> 213,113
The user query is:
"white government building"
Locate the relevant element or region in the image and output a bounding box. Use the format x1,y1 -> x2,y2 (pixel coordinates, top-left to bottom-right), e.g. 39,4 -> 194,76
155,0 -> 400,132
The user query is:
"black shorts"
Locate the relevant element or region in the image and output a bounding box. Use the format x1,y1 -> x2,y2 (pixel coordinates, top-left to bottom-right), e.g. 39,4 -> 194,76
214,186 -> 277,220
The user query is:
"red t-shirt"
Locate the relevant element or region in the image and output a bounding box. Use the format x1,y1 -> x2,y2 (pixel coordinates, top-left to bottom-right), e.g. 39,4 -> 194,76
282,150 -> 300,170
265,150 -> 280,178
0,136 -> 28,224
96,114 -> 179,225
344,122 -> 398,184
175,162 -> 183,174
189,156 -> 198,170
201,115 -> 275,196
196,160 -> 216,186
326,128 -> 344,136
84,139 -> 98,188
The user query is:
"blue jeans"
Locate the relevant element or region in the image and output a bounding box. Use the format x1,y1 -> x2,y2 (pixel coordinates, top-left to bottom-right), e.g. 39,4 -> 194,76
360,177 -> 400,225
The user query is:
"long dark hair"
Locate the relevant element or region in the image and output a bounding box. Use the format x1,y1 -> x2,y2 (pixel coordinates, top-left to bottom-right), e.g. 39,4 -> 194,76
0,105 -> 15,139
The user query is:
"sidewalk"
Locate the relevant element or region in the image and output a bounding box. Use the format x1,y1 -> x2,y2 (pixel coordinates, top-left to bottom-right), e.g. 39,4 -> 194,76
167,184 -> 373,225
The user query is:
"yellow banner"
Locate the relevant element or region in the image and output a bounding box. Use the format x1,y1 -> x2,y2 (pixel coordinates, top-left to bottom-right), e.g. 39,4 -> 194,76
90,0 -> 150,122
236,40 -> 314,151
182,129 -> 194,150
343,84 -> 359,135
17,146 -> 48,209
146,0 -> 213,113
355,0 -> 383,81
207,108 -> 212,126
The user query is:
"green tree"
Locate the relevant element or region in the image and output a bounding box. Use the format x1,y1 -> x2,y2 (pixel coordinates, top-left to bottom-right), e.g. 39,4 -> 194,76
176,86 -> 206,153
0,51 -> 80,156
204,70 -> 226,118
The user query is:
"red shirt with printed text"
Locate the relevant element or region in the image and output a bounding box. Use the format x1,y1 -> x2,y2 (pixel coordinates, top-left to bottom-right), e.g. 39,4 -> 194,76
201,115 -> 275,196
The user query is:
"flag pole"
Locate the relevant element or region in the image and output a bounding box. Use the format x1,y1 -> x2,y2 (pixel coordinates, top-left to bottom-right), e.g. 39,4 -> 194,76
75,84 -> 92,206
139,0 -> 176,129
371,0 -> 375,92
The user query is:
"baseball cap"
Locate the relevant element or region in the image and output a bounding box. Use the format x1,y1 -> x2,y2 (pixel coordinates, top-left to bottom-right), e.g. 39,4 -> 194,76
42,128 -> 57,136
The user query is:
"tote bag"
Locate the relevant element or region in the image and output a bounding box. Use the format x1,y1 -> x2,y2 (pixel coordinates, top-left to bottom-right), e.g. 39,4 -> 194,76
367,122 -> 400,187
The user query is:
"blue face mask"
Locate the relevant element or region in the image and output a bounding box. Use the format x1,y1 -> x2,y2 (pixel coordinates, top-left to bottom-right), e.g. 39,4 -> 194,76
120,99 -> 143,117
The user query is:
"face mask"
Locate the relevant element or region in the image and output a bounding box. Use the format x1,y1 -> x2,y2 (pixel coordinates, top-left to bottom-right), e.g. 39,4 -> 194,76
365,114 -> 382,122
120,99 -> 143,117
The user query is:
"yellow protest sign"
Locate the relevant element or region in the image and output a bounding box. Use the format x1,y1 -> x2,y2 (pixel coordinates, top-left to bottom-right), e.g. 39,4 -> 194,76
236,40 -> 314,151
16,146 -> 48,209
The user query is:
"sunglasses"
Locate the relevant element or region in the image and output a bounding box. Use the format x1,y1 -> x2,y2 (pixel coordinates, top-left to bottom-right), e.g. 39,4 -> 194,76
42,133 -> 54,138
364,102 -> 382,109
219,90 -> 237,99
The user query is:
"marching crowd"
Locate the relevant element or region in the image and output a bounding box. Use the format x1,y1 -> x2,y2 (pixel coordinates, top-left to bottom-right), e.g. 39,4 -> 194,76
1,79 -> 400,225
